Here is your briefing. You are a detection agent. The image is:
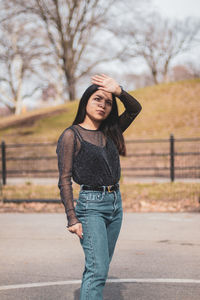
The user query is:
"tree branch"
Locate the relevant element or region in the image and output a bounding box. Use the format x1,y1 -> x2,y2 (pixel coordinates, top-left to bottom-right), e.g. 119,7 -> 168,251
22,86 -> 42,99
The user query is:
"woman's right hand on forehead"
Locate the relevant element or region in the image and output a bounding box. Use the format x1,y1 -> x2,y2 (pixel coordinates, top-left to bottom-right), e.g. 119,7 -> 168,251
91,74 -> 122,96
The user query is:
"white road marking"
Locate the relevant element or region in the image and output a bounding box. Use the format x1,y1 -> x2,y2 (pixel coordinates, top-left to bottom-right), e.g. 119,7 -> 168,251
0,278 -> 200,291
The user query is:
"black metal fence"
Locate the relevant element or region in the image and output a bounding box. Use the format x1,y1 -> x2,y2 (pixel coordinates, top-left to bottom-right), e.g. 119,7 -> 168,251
1,134 -> 200,185
121,135 -> 200,181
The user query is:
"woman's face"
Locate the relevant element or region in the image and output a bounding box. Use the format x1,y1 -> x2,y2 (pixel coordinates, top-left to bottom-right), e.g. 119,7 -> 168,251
85,90 -> 113,122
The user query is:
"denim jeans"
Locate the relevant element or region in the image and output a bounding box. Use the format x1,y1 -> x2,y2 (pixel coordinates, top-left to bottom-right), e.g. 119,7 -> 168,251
75,184 -> 123,300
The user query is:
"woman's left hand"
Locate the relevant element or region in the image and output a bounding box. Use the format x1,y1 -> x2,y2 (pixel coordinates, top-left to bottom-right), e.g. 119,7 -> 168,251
91,74 -> 122,96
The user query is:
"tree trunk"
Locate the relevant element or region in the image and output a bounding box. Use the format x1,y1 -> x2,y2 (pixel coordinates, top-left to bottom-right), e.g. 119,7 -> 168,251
15,71 -> 23,115
68,80 -> 76,101
64,69 -> 76,101
152,69 -> 158,85
163,59 -> 170,83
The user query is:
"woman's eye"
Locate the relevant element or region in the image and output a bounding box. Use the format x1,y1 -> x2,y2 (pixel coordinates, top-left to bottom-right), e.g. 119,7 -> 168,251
93,98 -> 112,106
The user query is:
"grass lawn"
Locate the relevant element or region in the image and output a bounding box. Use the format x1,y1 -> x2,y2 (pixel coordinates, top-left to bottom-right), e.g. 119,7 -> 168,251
0,182 -> 199,213
0,78 -> 200,144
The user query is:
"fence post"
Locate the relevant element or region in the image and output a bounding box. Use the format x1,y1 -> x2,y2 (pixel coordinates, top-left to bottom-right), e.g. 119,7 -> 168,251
170,134 -> 174,182
1,141 -> 6,185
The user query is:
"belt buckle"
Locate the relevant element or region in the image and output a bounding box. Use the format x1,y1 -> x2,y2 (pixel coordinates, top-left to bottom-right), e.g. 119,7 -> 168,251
107,185 -> 112,193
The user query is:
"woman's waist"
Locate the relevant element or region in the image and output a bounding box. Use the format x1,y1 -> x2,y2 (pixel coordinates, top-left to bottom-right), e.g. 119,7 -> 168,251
80,182 -> 119,193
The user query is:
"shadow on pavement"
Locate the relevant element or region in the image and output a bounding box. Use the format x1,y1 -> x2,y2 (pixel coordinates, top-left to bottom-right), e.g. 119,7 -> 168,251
74,277 -> 126,300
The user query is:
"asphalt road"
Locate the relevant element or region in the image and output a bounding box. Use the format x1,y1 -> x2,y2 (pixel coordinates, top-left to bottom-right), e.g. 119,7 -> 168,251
0,212 -> 200,300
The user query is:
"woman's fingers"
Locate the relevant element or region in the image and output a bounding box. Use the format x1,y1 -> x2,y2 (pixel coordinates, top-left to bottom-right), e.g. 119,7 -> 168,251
92,74 -> 106,80
91,75 -> 109,88
91,76 -> 102,82
91,74 -> 120,95
91,75 -> 101,80
68,223 -> 83,239
97,86 -> 107,92
91,78 -> 103,84
91,77 -> 104,84
91,74 -> 109,83
76,224 -> 83,239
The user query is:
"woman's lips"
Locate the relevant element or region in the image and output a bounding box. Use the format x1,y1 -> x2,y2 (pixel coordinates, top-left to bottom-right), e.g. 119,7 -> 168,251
96,110 -> 105,115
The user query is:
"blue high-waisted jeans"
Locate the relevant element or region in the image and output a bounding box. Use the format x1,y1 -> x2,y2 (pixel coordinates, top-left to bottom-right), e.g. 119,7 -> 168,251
75,184 -> 123,300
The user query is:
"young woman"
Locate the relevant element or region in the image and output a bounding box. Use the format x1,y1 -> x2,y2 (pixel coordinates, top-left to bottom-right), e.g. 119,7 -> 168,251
56,74 -> 142,300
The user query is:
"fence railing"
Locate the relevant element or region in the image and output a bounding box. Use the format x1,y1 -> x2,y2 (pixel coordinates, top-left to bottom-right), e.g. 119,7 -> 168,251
1,134 -> 200,185
121,135 -> 200,181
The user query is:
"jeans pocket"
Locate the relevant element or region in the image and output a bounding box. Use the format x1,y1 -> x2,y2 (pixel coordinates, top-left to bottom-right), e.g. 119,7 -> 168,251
79,191 -> 103,202
75,201 -> 87,218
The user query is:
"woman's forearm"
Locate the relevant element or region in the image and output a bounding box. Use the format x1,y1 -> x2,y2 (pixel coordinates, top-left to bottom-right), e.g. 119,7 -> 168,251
118,90 -> 142,132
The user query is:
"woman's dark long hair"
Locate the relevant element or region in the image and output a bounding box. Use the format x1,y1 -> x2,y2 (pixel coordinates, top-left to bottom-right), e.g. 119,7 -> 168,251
72,84 -> 126,156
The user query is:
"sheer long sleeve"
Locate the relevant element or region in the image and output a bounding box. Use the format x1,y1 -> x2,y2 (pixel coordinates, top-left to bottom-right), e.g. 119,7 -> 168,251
118,89 -> 142,132
56,128 -> 81,227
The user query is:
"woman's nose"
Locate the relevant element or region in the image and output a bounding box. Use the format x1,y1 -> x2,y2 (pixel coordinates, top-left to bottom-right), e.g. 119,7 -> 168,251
99,101 -> 105,108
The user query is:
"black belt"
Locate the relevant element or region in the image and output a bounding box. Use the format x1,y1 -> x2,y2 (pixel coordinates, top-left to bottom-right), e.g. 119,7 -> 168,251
82,183 -> 119,193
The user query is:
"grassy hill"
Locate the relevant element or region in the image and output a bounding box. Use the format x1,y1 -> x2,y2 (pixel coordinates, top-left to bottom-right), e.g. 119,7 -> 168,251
0,78 -> 199,144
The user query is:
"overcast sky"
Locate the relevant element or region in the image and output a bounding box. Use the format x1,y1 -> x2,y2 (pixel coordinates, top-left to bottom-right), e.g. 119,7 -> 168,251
152,0 -> 200,19
94,0 -> 200,93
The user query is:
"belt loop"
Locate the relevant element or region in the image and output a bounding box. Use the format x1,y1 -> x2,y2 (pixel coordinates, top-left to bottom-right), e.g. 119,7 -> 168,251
103,185 -> 106,196
100,185 -> 106,201
113,190 -> 117,210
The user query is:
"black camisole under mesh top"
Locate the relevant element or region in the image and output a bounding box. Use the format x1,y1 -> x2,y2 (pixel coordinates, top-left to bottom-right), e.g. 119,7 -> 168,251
56,89 -> 142,226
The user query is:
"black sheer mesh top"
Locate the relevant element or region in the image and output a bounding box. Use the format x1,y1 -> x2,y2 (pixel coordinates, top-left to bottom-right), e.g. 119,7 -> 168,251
56,90 -> 142,227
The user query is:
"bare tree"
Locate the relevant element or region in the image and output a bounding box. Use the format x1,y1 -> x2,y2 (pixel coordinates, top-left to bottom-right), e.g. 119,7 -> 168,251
2,0 -> 125,100
118,13 -> 200,84
0,20 -> 53,114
